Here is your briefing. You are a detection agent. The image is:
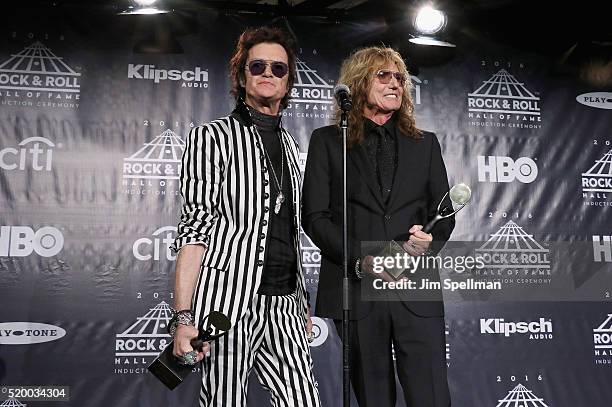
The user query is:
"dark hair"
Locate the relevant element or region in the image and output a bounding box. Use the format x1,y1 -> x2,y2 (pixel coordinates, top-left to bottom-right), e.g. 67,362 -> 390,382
229,26 -> 297,110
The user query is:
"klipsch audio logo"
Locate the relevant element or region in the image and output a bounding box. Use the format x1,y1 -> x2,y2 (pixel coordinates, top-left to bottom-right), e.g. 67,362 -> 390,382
467,69 -> 541,129
477,156 -> 538,183
576,92 -> 612,110
593,314 -> 612,365
0,41 -> 81,108
114,301 -> 173,374
474,221 -> 550,284
122,129 -> 184,196
0,322 -> 66,345
0,137 -> 54,171
497,384 -> 549,406
593,235 -> 611,262
133,226 -> 177,261
127,64 -> 208,88
582,149 -> 612,205
480,317 -> 553,340
0,226 -> 64,257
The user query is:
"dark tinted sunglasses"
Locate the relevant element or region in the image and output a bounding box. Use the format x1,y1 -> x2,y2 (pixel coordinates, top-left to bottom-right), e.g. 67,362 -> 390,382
375,69 -> 407,85
246,59 -> 289,78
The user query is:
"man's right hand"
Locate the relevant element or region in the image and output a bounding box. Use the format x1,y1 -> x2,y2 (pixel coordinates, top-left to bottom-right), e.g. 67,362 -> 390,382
172,324 -> 209,364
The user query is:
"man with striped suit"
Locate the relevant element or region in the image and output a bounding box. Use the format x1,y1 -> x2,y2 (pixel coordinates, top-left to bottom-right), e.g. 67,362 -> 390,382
169,27 -> 321,407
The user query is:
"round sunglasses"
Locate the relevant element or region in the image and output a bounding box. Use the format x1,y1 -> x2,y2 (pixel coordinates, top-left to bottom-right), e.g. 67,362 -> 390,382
245,59 -> 289,78
375,69 -> 407,85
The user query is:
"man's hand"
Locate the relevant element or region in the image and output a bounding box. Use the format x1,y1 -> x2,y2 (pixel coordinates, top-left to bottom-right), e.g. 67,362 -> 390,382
306,306 -> 313,336
173,324 -> 209,364
402,225 -> 432,256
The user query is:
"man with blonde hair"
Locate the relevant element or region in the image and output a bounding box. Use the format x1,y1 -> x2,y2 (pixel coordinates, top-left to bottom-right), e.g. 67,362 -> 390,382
303,46 -> 454,406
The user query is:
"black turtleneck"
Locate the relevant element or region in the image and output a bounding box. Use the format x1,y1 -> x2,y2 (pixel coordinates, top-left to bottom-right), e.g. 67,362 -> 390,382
231,104 -> 297,296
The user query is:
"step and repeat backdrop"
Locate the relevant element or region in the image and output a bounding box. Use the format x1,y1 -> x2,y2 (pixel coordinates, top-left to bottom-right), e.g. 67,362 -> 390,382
1,8 -> 611,407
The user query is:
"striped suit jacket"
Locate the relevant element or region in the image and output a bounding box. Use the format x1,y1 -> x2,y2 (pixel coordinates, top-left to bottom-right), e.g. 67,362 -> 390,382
171,108 -> 307,328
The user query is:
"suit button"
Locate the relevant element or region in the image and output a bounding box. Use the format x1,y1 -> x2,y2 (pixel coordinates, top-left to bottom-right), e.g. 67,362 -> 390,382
262,220 -> 268,226
260,155 -> 265,160
264,180 -> 269,186
257,260 -> 264,267
260,233 -> 265,239
264,207 -> 269,213
262,166 -> 267,172
257,246 -> 264,252
264,193 -> 269,199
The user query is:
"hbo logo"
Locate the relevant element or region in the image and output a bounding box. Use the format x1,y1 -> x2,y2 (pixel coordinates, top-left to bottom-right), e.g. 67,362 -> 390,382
0,226 -> 64,257
477,156 -> 538,183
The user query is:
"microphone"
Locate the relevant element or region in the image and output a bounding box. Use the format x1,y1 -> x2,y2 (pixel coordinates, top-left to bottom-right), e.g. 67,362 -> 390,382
334,84 -> 352,111
423,183 -> 472,234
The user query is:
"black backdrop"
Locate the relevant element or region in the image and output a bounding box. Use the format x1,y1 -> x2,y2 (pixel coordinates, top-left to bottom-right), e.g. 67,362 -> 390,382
1,7 -> 611,407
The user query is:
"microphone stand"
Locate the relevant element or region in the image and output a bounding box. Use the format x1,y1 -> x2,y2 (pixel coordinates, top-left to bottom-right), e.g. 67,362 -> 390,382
340,110 -> 350,407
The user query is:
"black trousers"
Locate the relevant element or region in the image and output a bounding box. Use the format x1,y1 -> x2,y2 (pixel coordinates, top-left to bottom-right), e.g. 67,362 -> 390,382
335,301 -> 451,407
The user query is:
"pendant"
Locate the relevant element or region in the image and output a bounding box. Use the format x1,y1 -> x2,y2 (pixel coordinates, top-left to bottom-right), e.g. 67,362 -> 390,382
274,192 -> 285,214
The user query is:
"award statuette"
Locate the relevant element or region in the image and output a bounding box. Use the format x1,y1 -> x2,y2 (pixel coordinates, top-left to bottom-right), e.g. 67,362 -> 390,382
148,311 -> 231,390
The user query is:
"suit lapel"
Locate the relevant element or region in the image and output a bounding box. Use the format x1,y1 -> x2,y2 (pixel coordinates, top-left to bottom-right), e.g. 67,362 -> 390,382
349,143 -> 384,209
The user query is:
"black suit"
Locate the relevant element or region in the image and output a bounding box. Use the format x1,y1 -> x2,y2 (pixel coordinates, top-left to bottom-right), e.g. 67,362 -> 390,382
302,124 -> 454,407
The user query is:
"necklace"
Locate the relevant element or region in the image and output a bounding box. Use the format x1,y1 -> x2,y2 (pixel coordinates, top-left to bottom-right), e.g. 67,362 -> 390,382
261,130 -> 285,214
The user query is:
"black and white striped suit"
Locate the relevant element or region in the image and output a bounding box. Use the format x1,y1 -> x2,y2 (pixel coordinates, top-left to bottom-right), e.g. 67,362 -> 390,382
171,110 -> 320,407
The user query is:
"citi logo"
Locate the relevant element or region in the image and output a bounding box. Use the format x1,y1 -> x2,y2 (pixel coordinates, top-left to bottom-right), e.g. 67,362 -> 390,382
0,137 -> 54,171
0,322 -> 66,344
593,235 -> 611,262
477,156 -> 538,183
133,226 -> 176,261
0,226 -> 64,257
480,318 -> 552,338
127,64 -> 208,87
576,92 -> 612,110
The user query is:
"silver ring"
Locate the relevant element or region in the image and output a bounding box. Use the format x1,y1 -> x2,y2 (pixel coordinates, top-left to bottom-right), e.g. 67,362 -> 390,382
306,331 -> 314,343
178,350 -> 198,365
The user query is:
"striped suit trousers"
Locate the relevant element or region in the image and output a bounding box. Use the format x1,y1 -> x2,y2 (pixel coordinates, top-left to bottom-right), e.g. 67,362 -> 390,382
200,291 -> 321,407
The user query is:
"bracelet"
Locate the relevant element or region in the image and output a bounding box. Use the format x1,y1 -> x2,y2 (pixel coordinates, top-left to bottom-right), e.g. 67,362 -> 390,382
168,309 -> 195,336
355,258 -> 365,279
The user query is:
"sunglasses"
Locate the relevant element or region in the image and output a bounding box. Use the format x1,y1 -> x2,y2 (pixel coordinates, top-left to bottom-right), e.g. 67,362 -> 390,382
375,70 -> 407,85
245,59 -> 289,78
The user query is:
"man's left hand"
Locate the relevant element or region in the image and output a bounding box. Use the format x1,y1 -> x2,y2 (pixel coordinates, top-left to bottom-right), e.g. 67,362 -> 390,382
306,306 -> 314,343
402,224 -> 432,256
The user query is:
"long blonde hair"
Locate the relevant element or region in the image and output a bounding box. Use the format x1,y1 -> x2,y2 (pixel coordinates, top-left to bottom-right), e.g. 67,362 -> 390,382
335,46 -> 421,147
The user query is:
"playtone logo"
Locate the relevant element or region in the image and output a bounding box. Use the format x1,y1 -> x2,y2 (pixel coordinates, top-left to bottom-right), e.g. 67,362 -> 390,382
480,317 -> 553,339
0,322 -> 66,345
576,92 -> 612,110
0,226 -> 64,257
0,137 -> 54,171
477,155 -> 538,183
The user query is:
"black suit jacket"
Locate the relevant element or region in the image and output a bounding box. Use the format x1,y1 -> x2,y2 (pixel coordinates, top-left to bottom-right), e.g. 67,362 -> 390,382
302,124 -> 455,319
